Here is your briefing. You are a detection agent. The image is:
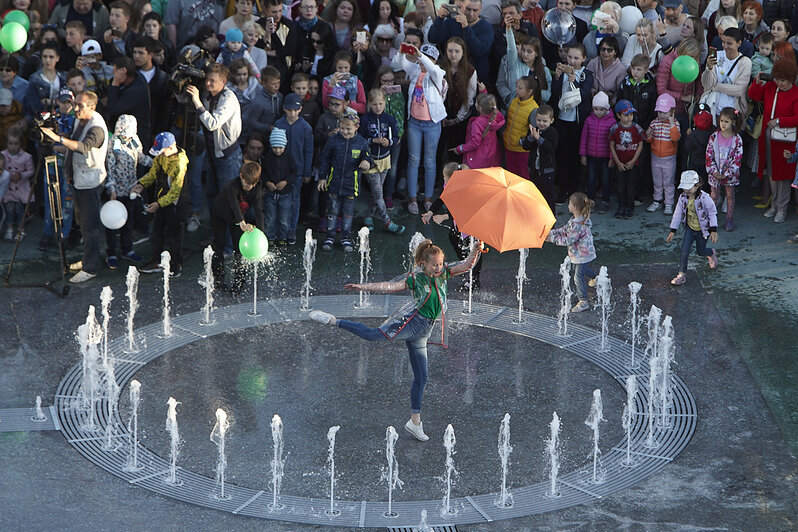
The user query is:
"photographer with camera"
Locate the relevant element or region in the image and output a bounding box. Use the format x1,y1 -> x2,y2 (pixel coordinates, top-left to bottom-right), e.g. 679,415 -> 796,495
39,91 -> 109,283
429,0 -> 494,82
185,63 -> 242,210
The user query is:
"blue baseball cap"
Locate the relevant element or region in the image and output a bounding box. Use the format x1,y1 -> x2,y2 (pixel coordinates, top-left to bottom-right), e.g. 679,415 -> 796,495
150,132 -> 176,156
284,93 -> 302,110
614,99 -> 636,115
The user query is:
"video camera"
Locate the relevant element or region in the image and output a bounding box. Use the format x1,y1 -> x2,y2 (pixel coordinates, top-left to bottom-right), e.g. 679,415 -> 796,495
170,48 -> 215,103
30,111 -> 59,144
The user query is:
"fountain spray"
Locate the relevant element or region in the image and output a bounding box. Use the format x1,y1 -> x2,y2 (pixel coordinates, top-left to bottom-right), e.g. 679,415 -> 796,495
165,397 -> 181,484
441,424 -> 458,516
644,305 -> 662,361
515,249 -> 528,323
408,232 -> 426,271
595,266 -> 612,352
270,414 -> 285,510
557,257 -> 572,337
124,380 -> 142,472
645,356 -> 661,449
200,246 -> 215,325
628,282 -> 642,368
547,412 -> 561,497
357,227 -> 371,308
584,389 -> 605,483
381,426 -> 403,517
125,267 -> 139,353
250,260 -> 260,316
160,251 -> 172,337
496,413 -> 513,508
31,395 -> 46,422
211,408 -> 231,500
621,375 -> 637,467
100,286 -> 112,367
102,354 -> 120,451
415,509 -> 431,532
658,316 -> 675,428
326,425 -> 341,515
464,236 -> 475,314
300,228 -> 317,310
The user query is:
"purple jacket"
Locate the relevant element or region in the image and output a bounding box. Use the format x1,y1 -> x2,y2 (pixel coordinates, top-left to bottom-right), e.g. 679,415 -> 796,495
669,190 -> 718,238
547,215 -> 596,264
456,111 -> 506,169
579,112 -> 616,158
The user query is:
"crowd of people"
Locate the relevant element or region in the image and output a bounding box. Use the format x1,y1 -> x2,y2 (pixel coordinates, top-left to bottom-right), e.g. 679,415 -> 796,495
1,0 -> 798,288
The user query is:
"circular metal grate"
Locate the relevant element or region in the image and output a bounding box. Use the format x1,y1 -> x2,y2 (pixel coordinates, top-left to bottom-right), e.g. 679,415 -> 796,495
54,295 -> 696,528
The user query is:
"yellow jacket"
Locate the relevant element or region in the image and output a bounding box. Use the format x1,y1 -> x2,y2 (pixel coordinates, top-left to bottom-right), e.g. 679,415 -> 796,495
138,149 -> 188,208
503,95 -> 539,153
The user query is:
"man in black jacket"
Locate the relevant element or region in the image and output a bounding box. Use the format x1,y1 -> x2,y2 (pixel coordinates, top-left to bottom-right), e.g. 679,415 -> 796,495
132,37 -> 170,146
259,0 -> 299,92
106,56 -> 151,146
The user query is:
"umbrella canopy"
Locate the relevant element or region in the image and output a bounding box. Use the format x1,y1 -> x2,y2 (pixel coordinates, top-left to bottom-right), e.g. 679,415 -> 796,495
440,167 -> 556,252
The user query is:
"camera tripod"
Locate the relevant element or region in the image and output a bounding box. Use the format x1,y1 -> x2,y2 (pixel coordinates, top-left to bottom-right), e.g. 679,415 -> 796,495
4,154 -> 70,297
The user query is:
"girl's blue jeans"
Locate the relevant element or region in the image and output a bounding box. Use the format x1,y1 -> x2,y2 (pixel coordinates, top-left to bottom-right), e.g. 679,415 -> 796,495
586,156 -> 610,202
574,260 -> 596,302
338,313 -> 434,413
406,117 -> 441,200
680,228 -> 713,273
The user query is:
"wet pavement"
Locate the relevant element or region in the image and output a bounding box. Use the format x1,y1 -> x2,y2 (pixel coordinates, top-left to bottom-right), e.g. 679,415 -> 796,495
1,185 -> 797,530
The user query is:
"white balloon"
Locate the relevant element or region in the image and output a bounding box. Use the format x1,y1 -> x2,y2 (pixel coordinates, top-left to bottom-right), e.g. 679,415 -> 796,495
100,199 -> 128,230
620,5 -> 643,36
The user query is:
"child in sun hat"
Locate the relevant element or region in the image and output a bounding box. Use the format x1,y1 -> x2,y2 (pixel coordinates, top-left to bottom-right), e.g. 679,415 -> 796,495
666,170 -> 719,286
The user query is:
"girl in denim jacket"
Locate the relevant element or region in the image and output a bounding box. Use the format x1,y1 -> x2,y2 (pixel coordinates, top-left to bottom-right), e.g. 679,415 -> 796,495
666,171 -> 719,286
547,192 -> 597,313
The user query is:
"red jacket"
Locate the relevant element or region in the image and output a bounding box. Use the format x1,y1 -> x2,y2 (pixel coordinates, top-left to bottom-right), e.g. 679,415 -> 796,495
456,111 -> 506,168
748,81 -> 798,180
579,112 -> 616,159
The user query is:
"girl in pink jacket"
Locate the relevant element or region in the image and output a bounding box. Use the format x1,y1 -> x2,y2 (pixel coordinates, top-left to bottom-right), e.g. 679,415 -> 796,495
579,91 -> 616,213
452,93 -> 505,169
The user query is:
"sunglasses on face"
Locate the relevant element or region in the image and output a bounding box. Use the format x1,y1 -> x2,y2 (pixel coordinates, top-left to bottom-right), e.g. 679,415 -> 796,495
599,47 -> 614,53
312,39 -> 323,44
0,67 -> 14,73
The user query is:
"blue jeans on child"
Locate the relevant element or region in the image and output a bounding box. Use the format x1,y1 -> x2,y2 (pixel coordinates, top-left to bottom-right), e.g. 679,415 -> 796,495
680,228 -> 713,273
384,140 -> 402,199
264,191 -> 292,241
586,156 -> 610,203
574,260 -> 596,302
406,117 -> 441,200
338,313 -> 435,413
326,193 -> 355,241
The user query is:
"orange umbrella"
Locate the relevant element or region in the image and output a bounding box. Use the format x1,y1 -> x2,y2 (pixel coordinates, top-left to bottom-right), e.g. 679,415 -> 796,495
439,167 -> 556,252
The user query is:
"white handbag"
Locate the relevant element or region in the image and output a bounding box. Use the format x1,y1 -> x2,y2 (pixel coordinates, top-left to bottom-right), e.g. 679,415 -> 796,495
770,89 -> 797,142
561,81 -> 581,110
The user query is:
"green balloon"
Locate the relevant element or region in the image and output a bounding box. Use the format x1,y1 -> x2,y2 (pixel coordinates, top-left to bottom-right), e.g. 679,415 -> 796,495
0,22 -> 27,53
671,55 -> 699,84
4,10 -> 30,31
239,228 -> 269,260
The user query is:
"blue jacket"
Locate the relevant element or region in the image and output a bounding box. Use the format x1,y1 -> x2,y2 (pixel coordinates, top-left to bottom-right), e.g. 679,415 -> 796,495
359,111 -> 398,161
316,133 -> 374,197
251,88 -> 284,135
23,70 -> 67,117
428,16 -> 493,82
274,115 -> 314,178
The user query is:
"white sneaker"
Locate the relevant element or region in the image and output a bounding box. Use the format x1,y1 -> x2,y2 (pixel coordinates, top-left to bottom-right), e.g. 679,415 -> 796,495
663,204 -> 674,215
70,270 -> 97,283
774,210 -> 787,223
69,260 -> 83,272
309,310 -> 335,324
571,300 -> 590,313
646,201 -> 662,212
404,419 -> 429,441
186,214 -> 200,233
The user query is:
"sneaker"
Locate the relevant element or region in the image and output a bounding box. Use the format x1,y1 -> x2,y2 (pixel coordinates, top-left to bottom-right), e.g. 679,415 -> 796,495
764,207 -> 776,218
755,199 -> 772,209
287,238 -> 296,245
38,236 -> 53,251
322,238 -> 334,251
133,233 -> 150,245
342,239 -> 354,252
670,273 -> 686,285
122,250 -> 144,264
309,310 -> 335,324
571,300 -> 590,313
106,255 -> 118,270
363,217 -> 374,231
725,220 -> 735,232
69,260 -> 83,272
646,201 -> 662,212
663,204 -> 674,215
588,277 -> 596,288
623,208 -> 634,219
424,201 -> 432,212
170,264 -> 182,278
385,197 -> 395,210
3,228 -> 12,241
385,221 -> 406,235
787,234 -> 798,244
633,199 -> 643,206
186,214 -> 200,233
139,262 -> 163,274
404,419 -> 429,442
774,210 -> 787,223
596,201 -> 609,214
408,201 -> 419,215
69,270 -> 97,283
707,249 -> 718,269
613,209 -> 624,219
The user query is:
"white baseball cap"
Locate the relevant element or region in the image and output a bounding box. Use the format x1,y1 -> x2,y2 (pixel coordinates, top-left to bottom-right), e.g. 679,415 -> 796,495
81,39 -> 102,56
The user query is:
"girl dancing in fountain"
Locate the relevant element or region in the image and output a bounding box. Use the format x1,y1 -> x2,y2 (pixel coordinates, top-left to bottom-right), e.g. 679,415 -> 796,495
310,239 -> 484,442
